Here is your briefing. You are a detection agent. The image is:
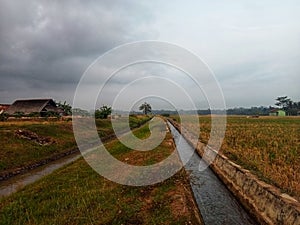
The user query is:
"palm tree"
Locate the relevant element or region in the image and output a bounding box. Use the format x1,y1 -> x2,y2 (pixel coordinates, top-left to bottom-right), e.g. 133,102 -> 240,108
139,102 -> 152,115
95,105 -> 112,119
56,101 -> 72,115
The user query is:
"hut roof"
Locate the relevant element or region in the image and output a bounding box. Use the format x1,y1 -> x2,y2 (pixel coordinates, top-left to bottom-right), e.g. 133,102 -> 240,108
0,104 -> 10,111
6,99 -> 58,115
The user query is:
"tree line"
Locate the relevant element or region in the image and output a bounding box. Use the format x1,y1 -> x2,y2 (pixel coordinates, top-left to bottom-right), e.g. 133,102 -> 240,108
274,96 -> 300,116
63,97 -> 300,117
2,96 -> 298,121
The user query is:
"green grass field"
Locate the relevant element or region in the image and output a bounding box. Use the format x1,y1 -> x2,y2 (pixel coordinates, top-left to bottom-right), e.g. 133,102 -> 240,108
0,120 -> 201,225
0,115 -> 151,173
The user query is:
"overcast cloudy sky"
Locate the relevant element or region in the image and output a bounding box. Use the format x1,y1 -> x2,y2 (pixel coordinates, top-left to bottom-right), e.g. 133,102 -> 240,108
0,0 -> 299,110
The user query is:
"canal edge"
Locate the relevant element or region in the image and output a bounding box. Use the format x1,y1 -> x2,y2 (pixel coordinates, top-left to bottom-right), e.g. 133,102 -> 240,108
167,118 -> 300,225
165,119 -> 205,225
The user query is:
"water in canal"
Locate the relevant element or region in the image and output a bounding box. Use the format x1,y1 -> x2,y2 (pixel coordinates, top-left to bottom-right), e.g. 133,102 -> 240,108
168,122 -> 256,225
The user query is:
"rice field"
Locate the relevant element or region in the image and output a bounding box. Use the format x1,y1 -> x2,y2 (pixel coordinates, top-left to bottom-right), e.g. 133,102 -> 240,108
172,115 -> 300,200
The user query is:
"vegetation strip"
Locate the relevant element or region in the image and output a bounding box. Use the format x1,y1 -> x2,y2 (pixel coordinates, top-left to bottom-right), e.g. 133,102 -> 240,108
168,118 -> 300,225
0,118 -> 203,224
0,116 -> 151,181
0,148 -> 79,181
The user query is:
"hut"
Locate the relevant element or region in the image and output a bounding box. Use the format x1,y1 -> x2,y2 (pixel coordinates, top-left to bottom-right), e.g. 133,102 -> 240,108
0,104 -> 10,114
6,99 -> 63,116
269,109 -> 286,116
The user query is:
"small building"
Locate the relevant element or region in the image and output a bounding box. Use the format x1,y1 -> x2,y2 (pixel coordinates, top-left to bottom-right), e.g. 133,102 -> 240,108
269,109 -> 286,116
6,99 -> 63,116
0,104 -> 10,114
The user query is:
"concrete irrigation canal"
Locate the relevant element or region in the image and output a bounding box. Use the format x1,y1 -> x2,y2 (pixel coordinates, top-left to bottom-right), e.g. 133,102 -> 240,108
1,118 -> 298,224
168,121 -> 256,225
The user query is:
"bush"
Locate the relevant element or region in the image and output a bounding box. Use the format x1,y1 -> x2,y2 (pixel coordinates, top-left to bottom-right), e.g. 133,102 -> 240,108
43,111 -> 60,118
28,112 -> 40,117
0,113 -> 8,121
95,105 -> 112,119
13,111 -> 25,118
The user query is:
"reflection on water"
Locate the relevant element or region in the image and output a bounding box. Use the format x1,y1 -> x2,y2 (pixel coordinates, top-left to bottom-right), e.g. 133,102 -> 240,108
168,122 -> 256,225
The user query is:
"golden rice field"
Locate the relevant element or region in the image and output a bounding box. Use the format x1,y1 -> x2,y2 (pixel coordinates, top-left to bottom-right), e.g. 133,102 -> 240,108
172,115 -> 300,200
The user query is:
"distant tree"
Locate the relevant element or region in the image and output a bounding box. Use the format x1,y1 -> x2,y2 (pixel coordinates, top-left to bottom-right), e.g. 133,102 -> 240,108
95,105 -> 112,119
275,96 -> 300,115
275,96 -> 291,110
288,100 -> 300,116
72,108 -> 90,116
56,101 -> 72,115
139,102 -> 152,115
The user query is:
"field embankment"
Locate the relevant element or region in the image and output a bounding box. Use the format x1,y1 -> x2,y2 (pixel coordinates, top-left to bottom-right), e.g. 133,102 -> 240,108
0,115 -> 151,179
0,118 -> 202,225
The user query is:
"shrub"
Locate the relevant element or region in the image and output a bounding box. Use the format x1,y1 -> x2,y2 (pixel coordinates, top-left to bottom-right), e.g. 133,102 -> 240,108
0,113 -> 8,121
28,112 -> 40,117
43,111 -> 60,118
13,111 -> 24,118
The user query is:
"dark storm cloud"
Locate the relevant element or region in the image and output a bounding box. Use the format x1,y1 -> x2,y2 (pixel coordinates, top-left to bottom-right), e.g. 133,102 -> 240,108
0,0 -> 156,103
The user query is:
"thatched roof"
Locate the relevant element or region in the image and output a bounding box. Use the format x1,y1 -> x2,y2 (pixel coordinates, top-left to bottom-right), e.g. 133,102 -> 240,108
6,99 -> 59,115
0,104 -> 10,111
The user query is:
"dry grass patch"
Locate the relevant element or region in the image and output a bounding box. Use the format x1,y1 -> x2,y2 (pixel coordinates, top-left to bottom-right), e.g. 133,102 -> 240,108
171,115 -> 300,200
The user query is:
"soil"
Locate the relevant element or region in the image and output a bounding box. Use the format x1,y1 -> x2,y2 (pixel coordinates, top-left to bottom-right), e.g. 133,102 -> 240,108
15,129 -> 55,146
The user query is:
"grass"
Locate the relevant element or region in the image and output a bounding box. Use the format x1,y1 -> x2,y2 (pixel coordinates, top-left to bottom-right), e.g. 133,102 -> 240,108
0,121 -> 75,172
0,119 -> 201,225
0,115 -> 151,173
106,119 -> 174,166
171,115 -> 300,200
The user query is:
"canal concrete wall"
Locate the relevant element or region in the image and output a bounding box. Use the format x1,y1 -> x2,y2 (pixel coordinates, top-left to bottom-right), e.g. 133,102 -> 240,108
168,119 -> 300,225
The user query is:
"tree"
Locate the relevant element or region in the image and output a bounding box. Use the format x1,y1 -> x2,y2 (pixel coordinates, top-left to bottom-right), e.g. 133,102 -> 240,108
56,101 -> 72,115
72,108 -> 90,116
95,105 -> 112,119
275,96 -> 291,110
139,102 -> 152,115
275,96 -> 300,116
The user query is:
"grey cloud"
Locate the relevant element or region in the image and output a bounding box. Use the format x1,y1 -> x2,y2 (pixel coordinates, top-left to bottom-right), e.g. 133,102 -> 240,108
1,1 -> 299,109
0,0 -> 156,104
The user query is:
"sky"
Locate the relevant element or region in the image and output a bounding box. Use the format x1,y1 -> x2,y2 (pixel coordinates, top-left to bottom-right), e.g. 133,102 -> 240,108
0,0 -> 299,110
